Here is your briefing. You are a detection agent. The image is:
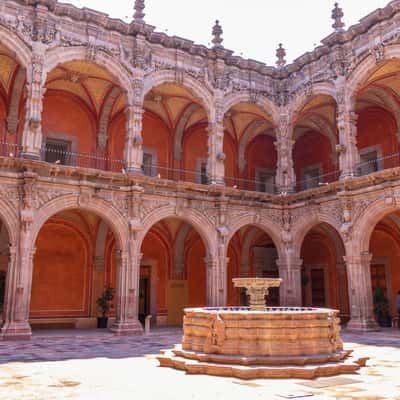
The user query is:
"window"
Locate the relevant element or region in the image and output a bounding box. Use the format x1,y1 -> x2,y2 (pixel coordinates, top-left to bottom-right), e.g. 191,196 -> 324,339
256,169 -> 275,193
359,150 -> 379,176
301,167 -> 320,190
44,138 -> 71,165
199,161 -> 208,185
142,152 -> 154,177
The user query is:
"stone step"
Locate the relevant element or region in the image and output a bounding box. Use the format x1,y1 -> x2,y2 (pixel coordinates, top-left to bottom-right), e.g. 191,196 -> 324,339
157,350 -> 368,380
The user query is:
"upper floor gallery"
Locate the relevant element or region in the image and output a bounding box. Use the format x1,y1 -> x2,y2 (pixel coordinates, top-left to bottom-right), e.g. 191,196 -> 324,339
1,0 -> 400,194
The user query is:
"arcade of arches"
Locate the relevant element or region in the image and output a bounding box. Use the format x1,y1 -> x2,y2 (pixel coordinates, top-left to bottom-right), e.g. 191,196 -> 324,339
2,0 -> 400,339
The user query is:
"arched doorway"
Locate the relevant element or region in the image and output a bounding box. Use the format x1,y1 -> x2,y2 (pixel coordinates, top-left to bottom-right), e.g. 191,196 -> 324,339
300,223 -> 349,319
227,225 -> 280,307
368,211 -> 400,325
140,218 -> 207,325
29,209 -> 120,330
293,95 -> 339,190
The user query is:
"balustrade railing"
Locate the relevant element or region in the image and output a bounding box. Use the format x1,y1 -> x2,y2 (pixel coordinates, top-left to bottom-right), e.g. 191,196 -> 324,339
1,140 -> 400,194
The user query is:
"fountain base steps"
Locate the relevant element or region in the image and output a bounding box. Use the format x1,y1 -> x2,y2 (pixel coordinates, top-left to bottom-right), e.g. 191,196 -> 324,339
157,346 -> 368,380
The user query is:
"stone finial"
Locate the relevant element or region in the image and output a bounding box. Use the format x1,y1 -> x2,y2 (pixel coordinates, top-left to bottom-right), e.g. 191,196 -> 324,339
212,20 -> 223,48
332,2 -> 345,31
134,0 -> 145,22
276,44 -> 286,68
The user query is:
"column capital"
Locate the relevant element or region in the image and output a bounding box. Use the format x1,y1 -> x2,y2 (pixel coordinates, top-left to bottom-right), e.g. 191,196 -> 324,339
343,253 -> 372,265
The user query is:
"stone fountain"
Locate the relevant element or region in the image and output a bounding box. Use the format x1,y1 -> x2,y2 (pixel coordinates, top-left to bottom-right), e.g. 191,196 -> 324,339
158,278 -> 368,379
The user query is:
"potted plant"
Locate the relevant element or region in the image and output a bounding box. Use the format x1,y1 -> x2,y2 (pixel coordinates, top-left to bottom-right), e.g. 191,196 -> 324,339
373,287 -> 391,327
96,286 -> 114,328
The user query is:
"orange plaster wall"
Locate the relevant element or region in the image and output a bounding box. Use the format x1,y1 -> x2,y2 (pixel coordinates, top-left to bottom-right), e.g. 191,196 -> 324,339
142,112 -> 172,177
300,233 -> 339,309
224,133 -> 238,184
0,99 -> 5,142
370,228 -> 400,317
108,112 -> 125,170
245,135 -> 277,189
30,221 -> 91,318
182,125 -> 208,183
42,92 -> 96,155
294,131 -> 334,183
186,238 -> 206,307
141,230 -> 170,313
357,107 -> 397,167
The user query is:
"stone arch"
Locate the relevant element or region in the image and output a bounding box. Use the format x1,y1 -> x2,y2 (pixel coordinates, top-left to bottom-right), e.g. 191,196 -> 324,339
292,213 -> 344,257
43,46 -> 133,103
226,214 -> 284,260
0,25 -> 31,72
353,198 -> 400,255
143,69 -> 213,120
31,195 -> 128,253
290,84 -> 337,119
223,91 -> 279,125
347,48 -> 400,104
139,206 -> 216,257
0,196 -> 19,247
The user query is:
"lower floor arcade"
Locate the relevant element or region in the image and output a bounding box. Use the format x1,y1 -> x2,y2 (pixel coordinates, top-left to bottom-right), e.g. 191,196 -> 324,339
1,202 -> 400,338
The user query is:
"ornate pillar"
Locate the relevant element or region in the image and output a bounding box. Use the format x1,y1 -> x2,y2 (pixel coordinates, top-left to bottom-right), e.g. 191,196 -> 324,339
124,79 -> 145,174
336,81 -> 360,178
344,253 -> 379,332
204,253 -> 228,307
1,243 -> 35,340
21,42 -> 46,160
277,256 -> 303,307
110,244 -> 143,335
275,112 -> 296,193
207,99 -> 225,185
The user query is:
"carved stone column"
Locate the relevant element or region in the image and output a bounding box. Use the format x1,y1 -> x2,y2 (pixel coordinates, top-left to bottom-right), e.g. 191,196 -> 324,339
207,100 -> 225,185
21,42 -> 46,160
1,242 -> 35,340
275,113 -> 296,193
204,253 -> 228,307
336,82 -> 360,178
344,253 -> 379,332
124,79 -> 145,174
110,245 -> 143,335
277,256 -> 303,307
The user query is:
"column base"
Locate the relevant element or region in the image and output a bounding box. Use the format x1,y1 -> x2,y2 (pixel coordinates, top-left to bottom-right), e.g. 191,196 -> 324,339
20,152 -> 41,161
126,167 -> 143,175
110,319 -> 144,336
346,318 -> 380,332
208,179 -> 225,186
1,321 -> 32,340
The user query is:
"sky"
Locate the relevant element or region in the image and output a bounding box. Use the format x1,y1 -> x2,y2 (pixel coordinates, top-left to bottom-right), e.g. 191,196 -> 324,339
60,0 -> 389,66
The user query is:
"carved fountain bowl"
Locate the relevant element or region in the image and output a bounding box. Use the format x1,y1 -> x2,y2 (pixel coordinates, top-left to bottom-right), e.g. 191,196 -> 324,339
182,306 -> 343,357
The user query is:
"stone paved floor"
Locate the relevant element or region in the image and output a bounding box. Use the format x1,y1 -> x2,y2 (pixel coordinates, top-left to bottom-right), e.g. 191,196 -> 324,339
0,327 -> 399,399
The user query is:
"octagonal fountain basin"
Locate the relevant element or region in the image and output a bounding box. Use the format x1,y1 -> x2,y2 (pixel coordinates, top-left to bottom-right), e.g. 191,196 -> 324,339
158,307 -> 368,380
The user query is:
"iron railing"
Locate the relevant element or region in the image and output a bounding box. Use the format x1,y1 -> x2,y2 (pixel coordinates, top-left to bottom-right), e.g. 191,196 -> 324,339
1,140 -> 400,194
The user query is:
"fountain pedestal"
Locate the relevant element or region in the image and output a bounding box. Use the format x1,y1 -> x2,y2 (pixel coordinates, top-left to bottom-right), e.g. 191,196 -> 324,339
157,278 -> 368,379
232,277 -> 282,311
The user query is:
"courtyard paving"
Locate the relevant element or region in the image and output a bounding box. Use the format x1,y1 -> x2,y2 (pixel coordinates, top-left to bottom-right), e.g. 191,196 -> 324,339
0,327 -> 399,399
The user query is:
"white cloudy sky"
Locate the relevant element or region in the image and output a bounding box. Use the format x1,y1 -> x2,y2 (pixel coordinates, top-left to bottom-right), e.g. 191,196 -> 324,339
60,0 -> 389,65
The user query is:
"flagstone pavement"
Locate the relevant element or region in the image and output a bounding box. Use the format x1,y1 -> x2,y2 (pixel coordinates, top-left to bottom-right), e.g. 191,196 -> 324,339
0,327 -> 399,400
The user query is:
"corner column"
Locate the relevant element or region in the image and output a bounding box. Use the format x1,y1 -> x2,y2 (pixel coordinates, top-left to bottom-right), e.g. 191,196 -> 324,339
277,256 -> 303,307
21,42 -> 46,160
275,112 -> 296,193
110,243 -> 143,335
344,254 -> 379,332
124,79 -> 145,174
